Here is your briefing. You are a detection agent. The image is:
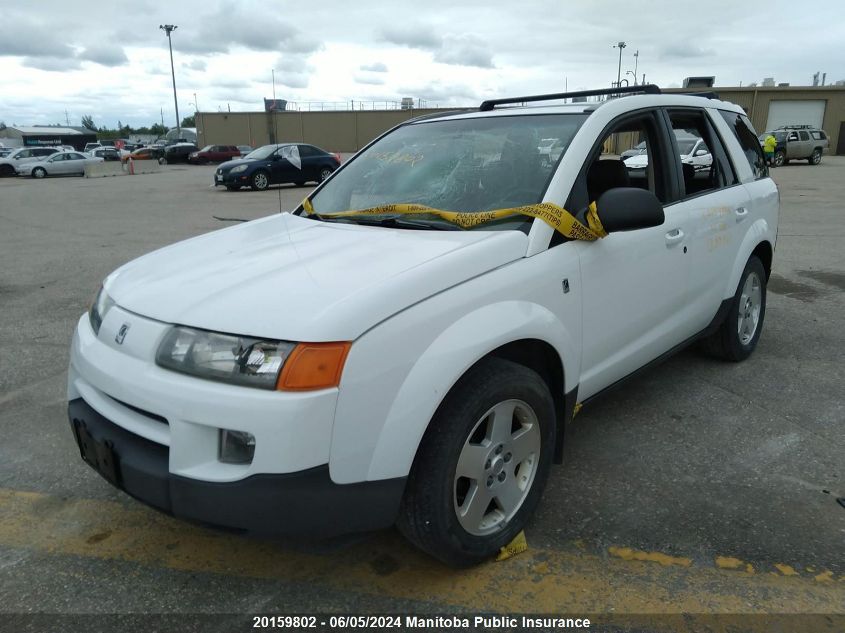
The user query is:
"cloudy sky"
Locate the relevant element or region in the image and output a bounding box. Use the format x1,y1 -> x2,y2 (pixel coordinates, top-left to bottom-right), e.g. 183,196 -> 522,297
1,0 -> 844,129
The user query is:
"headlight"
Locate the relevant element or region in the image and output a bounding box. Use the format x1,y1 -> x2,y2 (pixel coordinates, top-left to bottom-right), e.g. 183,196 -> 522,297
155,326 -> 296,390
230,164 -> 248,173
89,286 -> 115,335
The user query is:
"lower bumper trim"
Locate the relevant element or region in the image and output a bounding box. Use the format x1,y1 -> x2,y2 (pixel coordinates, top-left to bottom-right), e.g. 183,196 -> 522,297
68,398 -> 406,537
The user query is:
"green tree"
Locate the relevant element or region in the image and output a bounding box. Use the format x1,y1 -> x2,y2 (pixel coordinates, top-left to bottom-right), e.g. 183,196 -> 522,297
81,115 -> 96,131
180,114 -> 195,128
150,123 -> 168,137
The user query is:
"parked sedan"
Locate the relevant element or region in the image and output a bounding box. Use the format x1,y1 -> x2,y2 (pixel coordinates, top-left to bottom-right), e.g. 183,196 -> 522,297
0,146 -> 61,176
89,147 -> 122,161
188,144 -> 242,164
17,151 -> 103,178
214,143 -> 340,191
121,147 -> 165,164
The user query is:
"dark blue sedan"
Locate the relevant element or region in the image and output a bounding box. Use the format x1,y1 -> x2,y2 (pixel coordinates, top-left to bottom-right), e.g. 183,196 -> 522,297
214,143 -> 341,191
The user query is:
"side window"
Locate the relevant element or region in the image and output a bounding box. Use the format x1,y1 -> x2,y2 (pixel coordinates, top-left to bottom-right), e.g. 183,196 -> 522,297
561,110 -> 669,246
19,150 -> 32,158
667,109 -> 736,199
787,132 -> 799,142
298,145 -> 319,158
718,110 -> 767,180
799,131 -> 810,141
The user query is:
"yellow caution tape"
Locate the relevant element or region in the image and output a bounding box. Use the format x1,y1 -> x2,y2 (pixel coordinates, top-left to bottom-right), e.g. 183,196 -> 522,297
572,402 -> 583,418
496,530 -> 529,561
301,198 -> 606,241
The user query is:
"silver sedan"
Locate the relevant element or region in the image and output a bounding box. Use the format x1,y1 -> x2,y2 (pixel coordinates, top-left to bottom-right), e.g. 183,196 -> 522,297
17,151 -> 104,178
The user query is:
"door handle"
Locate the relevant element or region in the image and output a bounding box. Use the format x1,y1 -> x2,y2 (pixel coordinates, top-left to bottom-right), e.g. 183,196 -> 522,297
735,206 -> 748,221
665,228 -> 684,245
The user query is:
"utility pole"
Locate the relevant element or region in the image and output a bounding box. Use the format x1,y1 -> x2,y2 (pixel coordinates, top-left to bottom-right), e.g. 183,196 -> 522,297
159,24 -> 180,138
64,110 -> 70,126
613,41 -> 627,89
193,92 -> 199,113
633,50 -> 639,84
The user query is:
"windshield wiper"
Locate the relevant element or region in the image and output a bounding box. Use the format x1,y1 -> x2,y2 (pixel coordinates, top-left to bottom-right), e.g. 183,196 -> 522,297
314,215 -> 461,231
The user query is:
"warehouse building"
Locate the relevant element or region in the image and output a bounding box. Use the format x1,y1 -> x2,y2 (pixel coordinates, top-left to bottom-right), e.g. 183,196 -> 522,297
196,85 -> 845,155
0,125 -> 97,151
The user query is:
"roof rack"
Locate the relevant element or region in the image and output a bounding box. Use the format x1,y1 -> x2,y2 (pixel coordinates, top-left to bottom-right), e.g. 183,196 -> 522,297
774,124 -> 815,130
673,90 -> 720,99
479,84 -> 661,111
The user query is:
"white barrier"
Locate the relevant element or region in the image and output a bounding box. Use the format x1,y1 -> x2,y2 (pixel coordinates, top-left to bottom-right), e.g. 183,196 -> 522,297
84,162 -> 126,178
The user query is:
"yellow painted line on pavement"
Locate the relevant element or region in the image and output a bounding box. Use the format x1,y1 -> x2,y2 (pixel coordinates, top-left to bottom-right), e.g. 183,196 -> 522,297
0,487 -> 843,617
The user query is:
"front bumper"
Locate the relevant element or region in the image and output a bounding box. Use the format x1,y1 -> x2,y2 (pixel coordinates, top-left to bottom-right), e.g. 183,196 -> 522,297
214,168 -> 251,187
68,397 -> 406,536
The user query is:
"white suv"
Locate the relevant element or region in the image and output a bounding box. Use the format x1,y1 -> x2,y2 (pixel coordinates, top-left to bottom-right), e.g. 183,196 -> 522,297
68,86 -> 778,566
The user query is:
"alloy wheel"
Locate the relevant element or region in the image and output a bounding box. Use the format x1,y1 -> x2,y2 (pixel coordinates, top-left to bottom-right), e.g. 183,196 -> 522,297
737,271 -> 762,345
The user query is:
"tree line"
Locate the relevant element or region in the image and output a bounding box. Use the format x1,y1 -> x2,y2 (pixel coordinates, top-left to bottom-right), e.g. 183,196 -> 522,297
81,114 -> 195,139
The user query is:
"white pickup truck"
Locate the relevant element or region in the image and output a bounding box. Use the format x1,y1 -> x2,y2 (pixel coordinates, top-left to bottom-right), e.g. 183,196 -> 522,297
68,86 -> 778,566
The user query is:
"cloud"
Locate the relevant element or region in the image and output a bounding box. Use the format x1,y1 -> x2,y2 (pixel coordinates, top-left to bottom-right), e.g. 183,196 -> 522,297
276,74 -> 309,89
79,45 -> 128,67
271,55 -> 313,90
378,25 -> 441,50
21,56 -> 83,72
174,10 -> 322,55
0,18 -> 77,58
397,81 -> 480,104
434,34 -> 494,68
659,44 -> 717,60
354,74 -> 385,85
213,79 -> 252,90
183,59 -> 207,71
360,62 -> 388,73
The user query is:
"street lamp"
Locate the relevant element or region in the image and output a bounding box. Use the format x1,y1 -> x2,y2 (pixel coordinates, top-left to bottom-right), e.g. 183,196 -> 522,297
613,41 -> 627,89
626,70 -> 637,85
159,24 -> 180,139
632,50 -> 639,84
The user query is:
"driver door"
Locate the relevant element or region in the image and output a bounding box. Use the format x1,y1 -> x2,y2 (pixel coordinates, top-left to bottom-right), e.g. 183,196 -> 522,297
572,109 -> 692,399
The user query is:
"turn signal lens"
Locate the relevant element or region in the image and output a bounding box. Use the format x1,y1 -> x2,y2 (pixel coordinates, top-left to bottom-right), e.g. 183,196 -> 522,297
277,342 -> 351,391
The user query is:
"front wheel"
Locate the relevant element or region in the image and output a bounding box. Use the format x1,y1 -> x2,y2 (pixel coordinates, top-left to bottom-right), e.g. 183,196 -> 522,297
250,170 -> 270,190
32,167 -> 47,179
700,256 -> 767,362
0,164 -> 14,177
808,149 -> 822,165
397,357 -> 556,567
773,150 -> 786,167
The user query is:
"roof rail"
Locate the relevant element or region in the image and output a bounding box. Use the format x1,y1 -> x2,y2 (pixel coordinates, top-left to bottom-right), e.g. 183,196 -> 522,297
673,90 -> 720,99
479,84 -> 661,111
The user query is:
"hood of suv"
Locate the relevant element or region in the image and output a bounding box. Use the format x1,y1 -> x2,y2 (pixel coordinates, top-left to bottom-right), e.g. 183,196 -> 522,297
106,213 -> 528,341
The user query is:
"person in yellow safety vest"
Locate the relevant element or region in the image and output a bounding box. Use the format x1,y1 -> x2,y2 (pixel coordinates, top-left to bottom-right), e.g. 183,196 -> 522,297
763,133 -> 778,168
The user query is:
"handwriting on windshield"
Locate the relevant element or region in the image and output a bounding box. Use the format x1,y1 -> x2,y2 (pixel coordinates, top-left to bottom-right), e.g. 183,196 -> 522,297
370,151 -> 425,167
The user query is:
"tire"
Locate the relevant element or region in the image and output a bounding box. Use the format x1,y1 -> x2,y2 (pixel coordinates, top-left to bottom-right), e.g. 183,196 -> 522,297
158,157 -> 167,165
808,148 -> 822,165
250,170 -> 269,191
225,185 -> 239,191
294,181 -> 306,187
397,357 -> 556,567
700,256 -> 767,362
318,167 -> 334,182
32,167 -> 47,179
773,150 -> 786,167
0,164 -> 14,177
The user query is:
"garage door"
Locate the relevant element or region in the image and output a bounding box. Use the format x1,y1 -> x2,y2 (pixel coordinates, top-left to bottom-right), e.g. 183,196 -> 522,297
766,100 -> 826,131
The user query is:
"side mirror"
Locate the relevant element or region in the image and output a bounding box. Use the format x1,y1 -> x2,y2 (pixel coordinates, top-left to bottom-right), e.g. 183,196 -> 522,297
694,149 -> 709,156
595,187 -> 665,233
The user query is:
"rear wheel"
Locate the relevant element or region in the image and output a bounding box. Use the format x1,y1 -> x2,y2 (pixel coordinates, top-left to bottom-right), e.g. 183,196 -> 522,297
0,164 -> 14,177
319,167 -> 334,182
32,167 -> 47,179
700,256 -> 767,362
251,170 -> 270,191
397,357 -> 555,567
808,148 -> 822,165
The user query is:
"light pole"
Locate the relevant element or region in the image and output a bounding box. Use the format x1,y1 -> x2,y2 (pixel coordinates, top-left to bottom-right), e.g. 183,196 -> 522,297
159,24 -> 180,139
193,92 -> 199,113
626,70 -> 637,85
613,41 -> 627,89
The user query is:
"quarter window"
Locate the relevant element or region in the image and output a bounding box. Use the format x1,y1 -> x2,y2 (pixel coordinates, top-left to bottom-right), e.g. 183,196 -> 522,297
718,111 -> 768,180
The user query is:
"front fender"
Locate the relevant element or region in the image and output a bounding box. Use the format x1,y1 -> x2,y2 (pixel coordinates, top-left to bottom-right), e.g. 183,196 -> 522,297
331,300 -> 577,484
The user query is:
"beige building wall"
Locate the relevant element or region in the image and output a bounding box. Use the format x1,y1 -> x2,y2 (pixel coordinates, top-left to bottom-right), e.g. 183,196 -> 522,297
196,108 -> 458,153
197,88 -> 845,155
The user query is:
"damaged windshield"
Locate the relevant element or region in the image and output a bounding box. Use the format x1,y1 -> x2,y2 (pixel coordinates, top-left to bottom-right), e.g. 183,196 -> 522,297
307,113 -> 587,230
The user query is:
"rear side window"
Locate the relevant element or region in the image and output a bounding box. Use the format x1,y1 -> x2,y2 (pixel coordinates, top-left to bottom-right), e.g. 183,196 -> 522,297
719,110 -> 767,180
667,109 -> 737,199
799,131 -> 810,141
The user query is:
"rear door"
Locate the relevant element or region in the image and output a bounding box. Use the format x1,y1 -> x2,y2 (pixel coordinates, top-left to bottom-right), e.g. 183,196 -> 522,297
662,107 -> 750,329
